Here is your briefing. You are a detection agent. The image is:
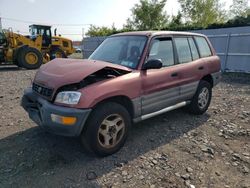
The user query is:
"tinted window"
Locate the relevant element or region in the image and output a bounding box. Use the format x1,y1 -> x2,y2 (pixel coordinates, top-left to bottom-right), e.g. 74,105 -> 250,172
148,38 -> 174,67
188,38 -> 199,60
195,36 -> 212,57
174,37 -> 192,63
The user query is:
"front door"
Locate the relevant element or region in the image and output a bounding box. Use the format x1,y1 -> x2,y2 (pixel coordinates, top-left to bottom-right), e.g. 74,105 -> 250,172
40,27 -> 52,47
141,36 -> 182,115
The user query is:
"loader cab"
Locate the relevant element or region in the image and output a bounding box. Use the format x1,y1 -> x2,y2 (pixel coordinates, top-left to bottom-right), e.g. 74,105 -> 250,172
29,24 -> 52,47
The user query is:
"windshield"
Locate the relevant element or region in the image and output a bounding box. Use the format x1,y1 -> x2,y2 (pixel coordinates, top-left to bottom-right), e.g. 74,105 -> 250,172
29,27 -> 37,36
29,26 -> 51,37
89,36 -> 148,69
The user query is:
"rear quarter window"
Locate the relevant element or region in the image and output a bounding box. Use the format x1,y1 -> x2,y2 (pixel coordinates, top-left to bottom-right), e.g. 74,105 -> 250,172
195,36 -> 212,58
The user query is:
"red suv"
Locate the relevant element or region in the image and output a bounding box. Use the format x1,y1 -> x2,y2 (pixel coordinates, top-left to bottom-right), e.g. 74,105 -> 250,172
22,31 -> 221,156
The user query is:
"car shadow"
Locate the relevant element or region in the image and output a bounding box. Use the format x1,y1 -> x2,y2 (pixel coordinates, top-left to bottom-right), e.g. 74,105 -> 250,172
0,109 -> 210,187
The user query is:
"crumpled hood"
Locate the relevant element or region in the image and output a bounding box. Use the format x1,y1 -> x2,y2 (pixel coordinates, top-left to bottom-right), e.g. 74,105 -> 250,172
34,58 -> 132,89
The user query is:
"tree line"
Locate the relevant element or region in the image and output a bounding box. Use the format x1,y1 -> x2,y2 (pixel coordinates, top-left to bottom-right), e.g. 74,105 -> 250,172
86,0 -> 250,37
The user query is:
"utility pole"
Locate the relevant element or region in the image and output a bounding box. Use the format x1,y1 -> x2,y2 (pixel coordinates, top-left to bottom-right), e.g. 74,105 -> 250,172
0,17 -> 2,32
82,28 -> 85,40
81,27 -> 85,58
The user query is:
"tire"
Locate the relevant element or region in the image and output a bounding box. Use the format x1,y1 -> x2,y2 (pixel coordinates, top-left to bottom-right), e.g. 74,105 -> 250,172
187,80 -> 212,115
81,102 -> 131,157
50,48 -> 66,60
17,47 -> 43,69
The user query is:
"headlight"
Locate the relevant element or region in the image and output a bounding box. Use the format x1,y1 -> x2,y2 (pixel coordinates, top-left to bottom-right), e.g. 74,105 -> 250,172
55,91 -> 81,105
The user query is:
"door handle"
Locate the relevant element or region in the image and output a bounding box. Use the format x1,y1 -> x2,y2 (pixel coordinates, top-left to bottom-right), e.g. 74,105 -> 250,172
198,66 -> 204,70
171,72 -> 178,77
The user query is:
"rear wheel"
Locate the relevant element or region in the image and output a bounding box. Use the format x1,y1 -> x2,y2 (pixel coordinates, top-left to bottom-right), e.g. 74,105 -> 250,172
18,47 -> 43,69
81,102 -> 131,157
187,80 -> 212,115
50,48 -> 66,60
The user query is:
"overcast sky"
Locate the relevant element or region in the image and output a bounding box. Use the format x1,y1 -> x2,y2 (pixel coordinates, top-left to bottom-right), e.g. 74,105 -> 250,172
0,0 -> 234,41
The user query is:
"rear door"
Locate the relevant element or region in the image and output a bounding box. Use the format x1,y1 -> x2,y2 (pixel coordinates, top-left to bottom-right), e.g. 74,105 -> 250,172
141,36 -> 182,115
173,36 -> 211,101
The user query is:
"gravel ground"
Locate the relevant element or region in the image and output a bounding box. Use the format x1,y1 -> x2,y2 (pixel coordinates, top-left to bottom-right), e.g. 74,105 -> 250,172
0,66 -> 249,188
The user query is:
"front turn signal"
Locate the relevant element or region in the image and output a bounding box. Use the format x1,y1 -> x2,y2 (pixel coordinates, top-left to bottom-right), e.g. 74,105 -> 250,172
51,114 -> 77,125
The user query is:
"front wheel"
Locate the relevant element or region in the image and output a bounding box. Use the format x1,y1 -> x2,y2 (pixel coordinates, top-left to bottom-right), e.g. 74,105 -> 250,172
81,102 -> 131,157
18,47 -> 43,69
187,80 -> 212,115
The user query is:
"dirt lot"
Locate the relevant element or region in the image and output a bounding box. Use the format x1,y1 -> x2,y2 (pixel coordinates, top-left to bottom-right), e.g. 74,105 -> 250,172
0,66 -> 249,188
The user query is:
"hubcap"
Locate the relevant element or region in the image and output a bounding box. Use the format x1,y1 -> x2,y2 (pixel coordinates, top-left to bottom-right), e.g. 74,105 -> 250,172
198,87 -> 209,109
98,114 -> 125,149
25,52 -> 38,64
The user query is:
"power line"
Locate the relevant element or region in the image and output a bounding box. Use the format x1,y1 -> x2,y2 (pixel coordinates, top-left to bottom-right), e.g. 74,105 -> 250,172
0,17 -> 2,32
53,24 -> 91,26
59,34 -> 82,35
2,17 -> 52,25
1,17 -> 86,39
1,17 -> 91,26
17,31 -> 82,36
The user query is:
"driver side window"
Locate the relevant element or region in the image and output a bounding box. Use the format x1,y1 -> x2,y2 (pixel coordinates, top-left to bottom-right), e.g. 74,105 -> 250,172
148,38 -> 174,67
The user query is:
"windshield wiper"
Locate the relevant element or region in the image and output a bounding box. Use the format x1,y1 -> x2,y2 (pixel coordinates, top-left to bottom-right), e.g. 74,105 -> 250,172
101,59 -> 114,64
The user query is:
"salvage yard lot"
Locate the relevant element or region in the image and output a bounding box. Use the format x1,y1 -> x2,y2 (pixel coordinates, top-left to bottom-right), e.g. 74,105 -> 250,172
0,66 -> 249,188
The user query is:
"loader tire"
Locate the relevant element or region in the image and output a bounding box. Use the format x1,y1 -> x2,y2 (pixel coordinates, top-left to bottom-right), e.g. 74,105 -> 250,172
50,48 -> 66,60
18,47 -> 43,69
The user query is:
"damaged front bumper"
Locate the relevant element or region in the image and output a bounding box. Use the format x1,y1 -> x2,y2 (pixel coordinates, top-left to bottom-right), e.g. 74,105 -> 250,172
21,88 -> 91,137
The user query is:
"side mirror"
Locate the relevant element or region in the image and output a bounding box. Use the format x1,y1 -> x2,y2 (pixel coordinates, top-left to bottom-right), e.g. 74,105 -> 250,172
142,59 -> 163,70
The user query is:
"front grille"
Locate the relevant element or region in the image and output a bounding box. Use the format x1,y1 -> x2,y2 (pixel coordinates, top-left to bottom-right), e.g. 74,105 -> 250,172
32,83 -> 54,99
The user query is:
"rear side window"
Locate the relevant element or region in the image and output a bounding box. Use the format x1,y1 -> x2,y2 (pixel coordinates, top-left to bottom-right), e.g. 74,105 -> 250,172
195,36 -> 212,57
188,38 -> 199,60
174,37 -> 192,64
148,38 -> 174,67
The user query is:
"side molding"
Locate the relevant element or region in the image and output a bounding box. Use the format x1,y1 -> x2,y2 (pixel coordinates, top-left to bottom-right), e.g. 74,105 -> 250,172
133,101 -> 190,123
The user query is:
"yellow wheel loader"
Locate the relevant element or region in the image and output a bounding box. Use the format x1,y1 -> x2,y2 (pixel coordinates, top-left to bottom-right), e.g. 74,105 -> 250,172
0,25 -> 75,69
